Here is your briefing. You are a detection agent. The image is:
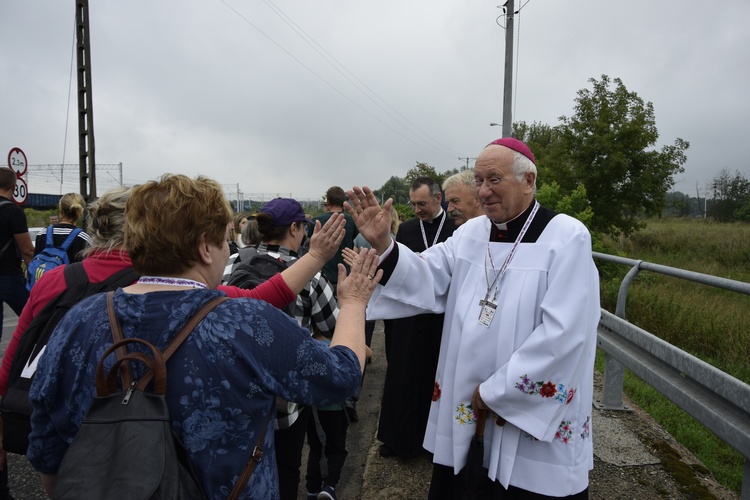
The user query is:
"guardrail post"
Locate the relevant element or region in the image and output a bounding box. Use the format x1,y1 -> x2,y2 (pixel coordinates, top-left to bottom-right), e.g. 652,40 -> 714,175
594,353 -> 630,411
743,458 -> 750,500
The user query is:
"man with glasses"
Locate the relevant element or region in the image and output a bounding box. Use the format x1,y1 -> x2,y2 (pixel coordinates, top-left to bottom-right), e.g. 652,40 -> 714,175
376,176 -> 456,459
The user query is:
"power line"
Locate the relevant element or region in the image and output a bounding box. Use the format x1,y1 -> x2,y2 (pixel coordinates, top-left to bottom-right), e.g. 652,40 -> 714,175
218,0 -> 458,160
261,0 -> 460,159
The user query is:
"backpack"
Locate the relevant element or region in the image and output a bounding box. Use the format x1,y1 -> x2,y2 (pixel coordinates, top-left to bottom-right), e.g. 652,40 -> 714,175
0,262 -> 139,455
25,225 -> 82,291
52,293 -> 270,500
227,253 -> 293,316
220,246 -> 260,285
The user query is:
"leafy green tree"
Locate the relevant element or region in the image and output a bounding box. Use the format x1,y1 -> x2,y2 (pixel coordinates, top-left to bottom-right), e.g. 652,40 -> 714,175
512,121 -> 563,184
536,182 -> 594,229
552,75 -> 689,236
664,191 -> 693,217
404,162 -> 445,188
373,175 -> 409,205
708,168 -> 750,222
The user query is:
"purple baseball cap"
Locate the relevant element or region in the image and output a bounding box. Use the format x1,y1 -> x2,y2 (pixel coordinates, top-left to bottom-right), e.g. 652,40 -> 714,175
486,137 -> 536,165
259,198 -> 312,227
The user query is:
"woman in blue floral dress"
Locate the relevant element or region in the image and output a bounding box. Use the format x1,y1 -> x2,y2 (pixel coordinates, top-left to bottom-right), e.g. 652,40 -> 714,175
28,174 -> 381,499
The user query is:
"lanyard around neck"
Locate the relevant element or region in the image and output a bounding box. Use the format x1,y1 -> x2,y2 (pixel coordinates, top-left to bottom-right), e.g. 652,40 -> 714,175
482,201 -> 539,305
137,276 -> 208,289
419,211 -> 446,251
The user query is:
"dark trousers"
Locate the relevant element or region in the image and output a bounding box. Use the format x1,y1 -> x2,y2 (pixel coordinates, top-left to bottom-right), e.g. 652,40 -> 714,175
0,460 -> 13,500
274,407 -> 311,500
305,408 -> 349,493
428,463 -> 589,500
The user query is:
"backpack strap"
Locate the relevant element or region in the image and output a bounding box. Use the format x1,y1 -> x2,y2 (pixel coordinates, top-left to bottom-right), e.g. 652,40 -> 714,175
228,410 -> 273,500
0,201 -> 17,257
57,227 -> 82,253
105,292 -> 229,390
44,225 -> 54,247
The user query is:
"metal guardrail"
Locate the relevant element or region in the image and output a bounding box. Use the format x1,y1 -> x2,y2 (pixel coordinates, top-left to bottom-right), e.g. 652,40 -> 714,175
592,251 -> 750,499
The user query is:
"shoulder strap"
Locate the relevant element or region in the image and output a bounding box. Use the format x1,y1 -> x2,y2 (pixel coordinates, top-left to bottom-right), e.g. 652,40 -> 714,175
105,292 -> 229,390
45,225 -> 55,247
0,201 -> 18,257
228,410 -> 273,500
57,227 -> 82,252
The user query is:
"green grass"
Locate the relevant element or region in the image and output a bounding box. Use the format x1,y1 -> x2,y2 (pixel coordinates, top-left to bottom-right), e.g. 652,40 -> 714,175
598,217 -> 750,493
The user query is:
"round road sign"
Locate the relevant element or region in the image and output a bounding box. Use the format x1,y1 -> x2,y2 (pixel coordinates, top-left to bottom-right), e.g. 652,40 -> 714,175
8,147 -> 28,176
13,177 -> 28,205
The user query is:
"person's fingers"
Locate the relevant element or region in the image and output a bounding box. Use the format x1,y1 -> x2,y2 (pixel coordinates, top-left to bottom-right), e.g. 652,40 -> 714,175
337,262 -> 347,284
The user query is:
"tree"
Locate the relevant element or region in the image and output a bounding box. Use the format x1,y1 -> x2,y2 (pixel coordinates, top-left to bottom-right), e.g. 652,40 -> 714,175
552,75 -> 689,236
707,168 -> 750,222
373,175 -> 409,205
404,162 -> 445,188
664,191 -> 693,217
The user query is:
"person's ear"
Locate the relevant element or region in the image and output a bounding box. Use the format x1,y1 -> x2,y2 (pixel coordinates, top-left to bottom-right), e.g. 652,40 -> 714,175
523,172 -> 537,192
197,233 -> 212,265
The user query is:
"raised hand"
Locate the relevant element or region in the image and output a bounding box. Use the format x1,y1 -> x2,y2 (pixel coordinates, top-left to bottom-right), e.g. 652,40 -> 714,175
307,212 -> 346,263
341,246 -> 359,268
336,247 -> 382,307
344,186 -> 393,254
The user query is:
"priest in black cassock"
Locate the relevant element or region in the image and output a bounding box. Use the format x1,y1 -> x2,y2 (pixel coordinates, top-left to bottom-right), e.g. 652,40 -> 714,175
377,176 -> 457,458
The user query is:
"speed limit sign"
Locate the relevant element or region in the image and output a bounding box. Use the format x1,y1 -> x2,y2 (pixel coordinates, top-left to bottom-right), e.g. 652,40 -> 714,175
8,147 -> 27,176
13,177 -> 28,205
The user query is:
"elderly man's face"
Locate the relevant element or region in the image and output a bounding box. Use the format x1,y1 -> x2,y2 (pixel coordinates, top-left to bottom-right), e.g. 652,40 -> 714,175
445,184 -> 482,226
409,184 -> 442,222
474,146 -> 535,223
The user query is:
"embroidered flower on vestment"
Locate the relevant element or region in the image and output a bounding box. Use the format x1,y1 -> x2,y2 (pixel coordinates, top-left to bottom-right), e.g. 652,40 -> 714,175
554,420 -> 573,443
580,416 -> 591,439
539,381 -> 557,398
515,374 -> 574,405
454,403 -> 477,425
432,381 -> 441,402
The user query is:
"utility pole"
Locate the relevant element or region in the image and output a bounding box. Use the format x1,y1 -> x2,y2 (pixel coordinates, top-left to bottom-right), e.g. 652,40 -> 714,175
501,0 -> 515,138
458,157 -> 476,170
76,0 -> 97,202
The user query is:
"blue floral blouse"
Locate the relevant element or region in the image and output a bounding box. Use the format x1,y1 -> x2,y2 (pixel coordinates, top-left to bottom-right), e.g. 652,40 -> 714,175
28,288 -> 362,499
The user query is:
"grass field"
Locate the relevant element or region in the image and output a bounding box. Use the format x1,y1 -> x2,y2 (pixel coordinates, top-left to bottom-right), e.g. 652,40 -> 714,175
598,217 -> 750,492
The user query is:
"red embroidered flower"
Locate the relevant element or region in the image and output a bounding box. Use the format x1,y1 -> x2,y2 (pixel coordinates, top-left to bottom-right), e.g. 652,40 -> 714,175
566,389 -> 575,404
539,381 -> 557,398
432,381 -> 441,402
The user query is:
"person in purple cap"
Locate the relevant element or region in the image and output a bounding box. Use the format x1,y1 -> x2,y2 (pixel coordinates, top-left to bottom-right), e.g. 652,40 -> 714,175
345,138 -> 600,499
252,197 -> 341,500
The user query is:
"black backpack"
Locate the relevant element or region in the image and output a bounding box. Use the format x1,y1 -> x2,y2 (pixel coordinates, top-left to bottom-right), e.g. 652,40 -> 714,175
227,253 -> 293,316
53,293 -> 269,500
0,262 -> 139,455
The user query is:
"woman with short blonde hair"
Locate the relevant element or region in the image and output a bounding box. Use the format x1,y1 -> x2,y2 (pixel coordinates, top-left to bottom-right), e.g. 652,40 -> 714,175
33,192 -> 91,263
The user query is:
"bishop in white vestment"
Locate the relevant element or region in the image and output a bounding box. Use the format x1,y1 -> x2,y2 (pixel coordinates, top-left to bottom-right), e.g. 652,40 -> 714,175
347,138 -> 600,498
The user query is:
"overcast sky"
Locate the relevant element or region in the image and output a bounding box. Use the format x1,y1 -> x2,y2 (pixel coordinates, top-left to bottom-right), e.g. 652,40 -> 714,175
2,0 -> 748,203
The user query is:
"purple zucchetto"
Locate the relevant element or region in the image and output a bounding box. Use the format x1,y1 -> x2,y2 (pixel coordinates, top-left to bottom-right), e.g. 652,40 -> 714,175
485,137 -> 536,165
